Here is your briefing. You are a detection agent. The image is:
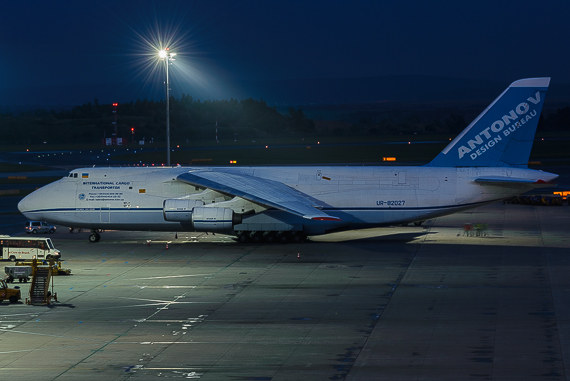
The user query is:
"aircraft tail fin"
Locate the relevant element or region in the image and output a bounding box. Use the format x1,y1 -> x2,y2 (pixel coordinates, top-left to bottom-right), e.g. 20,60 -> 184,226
428,78 -> 550,167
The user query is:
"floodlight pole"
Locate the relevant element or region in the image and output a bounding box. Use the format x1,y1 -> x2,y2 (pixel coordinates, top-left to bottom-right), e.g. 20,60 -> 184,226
160,48 -> 176,166
165,56 -> 171,166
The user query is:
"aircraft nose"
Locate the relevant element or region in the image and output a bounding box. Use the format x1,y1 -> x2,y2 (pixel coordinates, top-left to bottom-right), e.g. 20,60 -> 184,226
18,179 -> 73,225
18,190 -> 43,219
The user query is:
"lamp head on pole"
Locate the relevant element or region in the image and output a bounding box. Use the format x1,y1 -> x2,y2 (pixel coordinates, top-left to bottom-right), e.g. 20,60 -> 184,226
158,48 -> 176,61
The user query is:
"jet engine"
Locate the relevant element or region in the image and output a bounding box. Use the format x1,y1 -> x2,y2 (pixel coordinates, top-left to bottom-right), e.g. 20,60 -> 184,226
163,199 -> 204,222
191,207 -> 241,232
163,199 -> 241,232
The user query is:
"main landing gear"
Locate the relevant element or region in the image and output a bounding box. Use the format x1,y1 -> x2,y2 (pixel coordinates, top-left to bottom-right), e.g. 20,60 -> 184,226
235,231 -> 307,243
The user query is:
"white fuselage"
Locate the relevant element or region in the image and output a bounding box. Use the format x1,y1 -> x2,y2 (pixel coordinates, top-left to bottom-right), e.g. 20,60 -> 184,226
18,165 -> 556,236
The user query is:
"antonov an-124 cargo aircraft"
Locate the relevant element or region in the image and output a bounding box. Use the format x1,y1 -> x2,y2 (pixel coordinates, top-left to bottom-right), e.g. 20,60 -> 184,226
18,78 -> 558,242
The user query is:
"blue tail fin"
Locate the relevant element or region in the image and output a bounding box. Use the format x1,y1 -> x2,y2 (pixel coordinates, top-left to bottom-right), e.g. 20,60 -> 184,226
428,78 -> 550,167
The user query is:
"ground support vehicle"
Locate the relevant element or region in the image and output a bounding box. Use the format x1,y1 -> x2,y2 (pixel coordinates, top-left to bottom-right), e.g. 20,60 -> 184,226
14,259 -> 71,276
0,279 -> 21,303
0,236 -> 61,261
26,260 -> 57,305
5,265 -> 32,283
25,221 -> 56,234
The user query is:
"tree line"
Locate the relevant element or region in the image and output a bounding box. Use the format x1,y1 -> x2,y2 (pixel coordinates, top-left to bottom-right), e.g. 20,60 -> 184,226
0,96 -> 315,146
1,96 -> 569,147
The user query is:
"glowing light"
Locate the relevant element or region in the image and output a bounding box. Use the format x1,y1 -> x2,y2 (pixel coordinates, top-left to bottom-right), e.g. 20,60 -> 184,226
158,48 -> 176,61
554,191 -> 570,200
382,157 -> 397,162
124,19 -> 233,101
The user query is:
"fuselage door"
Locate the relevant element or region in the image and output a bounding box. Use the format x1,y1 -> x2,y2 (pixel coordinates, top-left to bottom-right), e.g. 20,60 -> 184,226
100,203 -> 111,223
398,171 -> 406,184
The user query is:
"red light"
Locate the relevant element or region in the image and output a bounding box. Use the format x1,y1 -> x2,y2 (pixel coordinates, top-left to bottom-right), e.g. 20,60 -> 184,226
311,216 -> 341,221
112,103 -> 118,107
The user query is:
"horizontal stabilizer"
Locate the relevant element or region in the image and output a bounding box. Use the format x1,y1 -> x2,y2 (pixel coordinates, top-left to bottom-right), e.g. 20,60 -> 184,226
474,176 -> 557,185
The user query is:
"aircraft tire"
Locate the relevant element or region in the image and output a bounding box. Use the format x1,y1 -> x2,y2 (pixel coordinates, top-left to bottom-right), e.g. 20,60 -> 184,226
236,232 -> 249,243
291,232 -> 306,243
250,231 -> 263,243
276,231 -> 290,243
89,232 -> 101,243
262,231 -> 276,243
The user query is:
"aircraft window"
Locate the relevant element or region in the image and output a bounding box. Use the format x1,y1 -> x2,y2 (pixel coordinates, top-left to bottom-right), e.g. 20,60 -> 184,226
73,173 -> 78,178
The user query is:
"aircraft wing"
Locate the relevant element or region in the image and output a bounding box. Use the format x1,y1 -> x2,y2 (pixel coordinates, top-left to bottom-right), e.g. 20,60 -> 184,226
177,170 -> 341,221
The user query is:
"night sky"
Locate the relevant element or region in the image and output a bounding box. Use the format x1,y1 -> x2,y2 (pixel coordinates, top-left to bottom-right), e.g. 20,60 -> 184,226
2,0 -> 569,108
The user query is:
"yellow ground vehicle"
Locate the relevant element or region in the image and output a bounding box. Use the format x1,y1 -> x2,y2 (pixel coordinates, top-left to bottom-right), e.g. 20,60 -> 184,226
0,279 -> 21,303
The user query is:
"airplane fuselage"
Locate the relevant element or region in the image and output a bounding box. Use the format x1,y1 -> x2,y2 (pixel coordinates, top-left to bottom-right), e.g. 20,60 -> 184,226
18,165 -> 556,236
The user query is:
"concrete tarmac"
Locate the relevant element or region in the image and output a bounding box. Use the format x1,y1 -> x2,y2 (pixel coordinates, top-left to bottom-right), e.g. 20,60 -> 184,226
0,202 -> 568,380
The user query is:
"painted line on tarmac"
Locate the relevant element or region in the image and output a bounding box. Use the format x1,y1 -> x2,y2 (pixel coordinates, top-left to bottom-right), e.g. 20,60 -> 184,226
128,274 -> 212,280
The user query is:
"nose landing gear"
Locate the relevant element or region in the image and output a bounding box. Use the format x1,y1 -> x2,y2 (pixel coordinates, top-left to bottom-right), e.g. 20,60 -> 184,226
88,231 -> 101,243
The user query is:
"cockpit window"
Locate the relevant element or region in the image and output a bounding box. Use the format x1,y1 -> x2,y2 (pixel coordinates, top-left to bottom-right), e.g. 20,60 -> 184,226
68,173 -> 78,178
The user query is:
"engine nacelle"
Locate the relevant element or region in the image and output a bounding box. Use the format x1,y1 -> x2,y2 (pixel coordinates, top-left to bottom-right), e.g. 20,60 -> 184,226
163,199 -> 204,222
191,207 -> 241,232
